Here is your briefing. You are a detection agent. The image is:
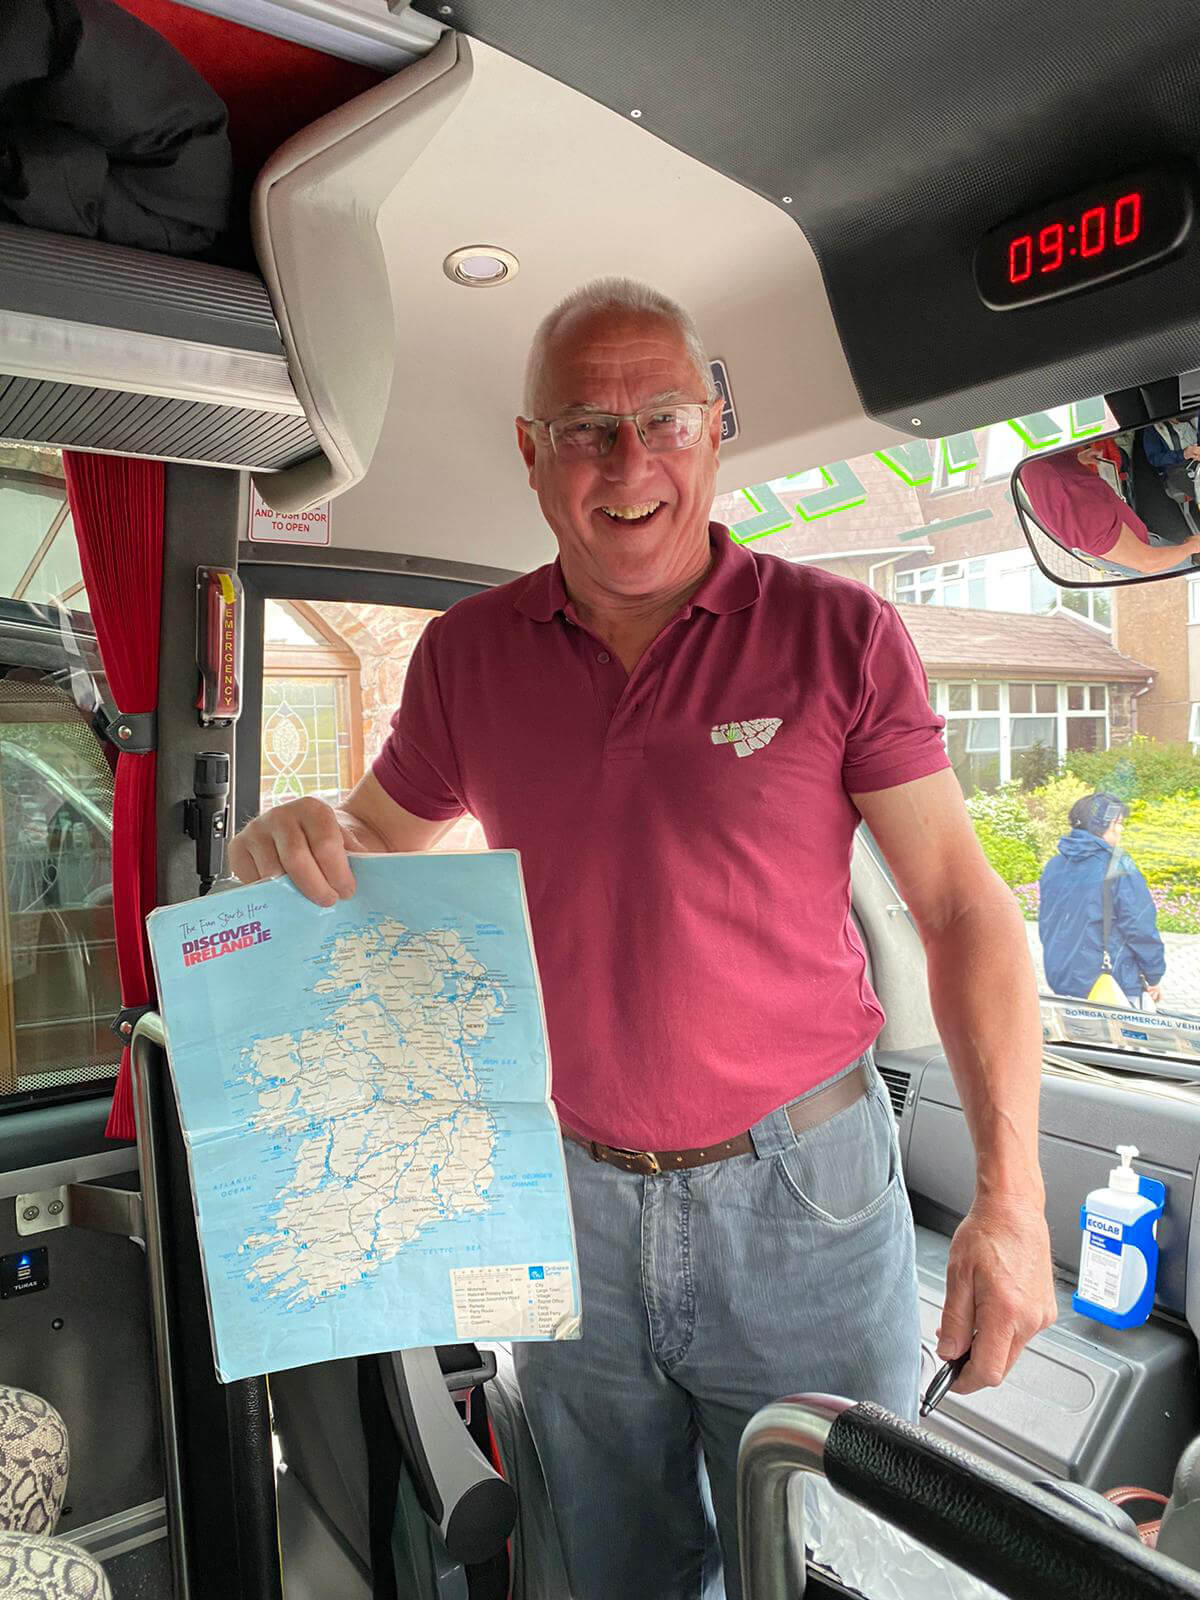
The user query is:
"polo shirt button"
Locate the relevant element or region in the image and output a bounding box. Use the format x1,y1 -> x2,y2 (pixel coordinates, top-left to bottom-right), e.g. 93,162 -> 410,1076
596,651 -> 610,663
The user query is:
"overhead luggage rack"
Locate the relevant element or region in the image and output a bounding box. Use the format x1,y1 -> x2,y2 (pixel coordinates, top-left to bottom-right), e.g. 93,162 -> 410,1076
0,223 -> 319,472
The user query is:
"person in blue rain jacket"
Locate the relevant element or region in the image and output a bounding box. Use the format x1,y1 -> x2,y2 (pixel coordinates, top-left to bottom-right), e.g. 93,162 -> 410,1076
1038,791 -> 1166,1005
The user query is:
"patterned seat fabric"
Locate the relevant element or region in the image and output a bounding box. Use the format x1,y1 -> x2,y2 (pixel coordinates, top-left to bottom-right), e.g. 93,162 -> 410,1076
0,1388 -> 70,1536
0,1532 -> 112,1598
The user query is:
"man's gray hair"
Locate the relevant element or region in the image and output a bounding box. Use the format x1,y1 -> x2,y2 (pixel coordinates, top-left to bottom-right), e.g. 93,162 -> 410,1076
523,277 -> 716,417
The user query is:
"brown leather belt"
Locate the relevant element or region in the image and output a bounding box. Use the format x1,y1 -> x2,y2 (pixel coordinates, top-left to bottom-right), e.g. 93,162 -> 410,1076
562,1062 -> 871,1176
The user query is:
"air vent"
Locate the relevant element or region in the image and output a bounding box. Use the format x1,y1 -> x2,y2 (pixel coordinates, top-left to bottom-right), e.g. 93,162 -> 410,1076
0,223 -> 319,473
1179,368 -> 1200,412
877,1065 -> 912,1118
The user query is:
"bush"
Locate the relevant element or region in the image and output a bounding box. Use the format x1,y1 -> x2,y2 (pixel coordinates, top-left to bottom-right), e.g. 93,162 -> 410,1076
1012,740 -> 1059,792
1123,793 -> 1200,887
1025,772 -> 1090,865
974,823 -> 1040,887
964,755 -> 1200,913
965,784 -> 1039,853
1065,735 -> 1200,803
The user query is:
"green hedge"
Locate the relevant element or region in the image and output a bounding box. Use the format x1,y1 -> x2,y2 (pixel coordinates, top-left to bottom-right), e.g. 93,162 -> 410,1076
1123,795 -> 1200,887
964,744 -> 1200,921
974,822 -> 1040,887
1065,735 -> 1200,802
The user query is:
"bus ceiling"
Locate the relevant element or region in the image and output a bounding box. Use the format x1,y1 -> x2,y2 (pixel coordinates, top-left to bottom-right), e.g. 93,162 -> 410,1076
2,0 -> 1200,575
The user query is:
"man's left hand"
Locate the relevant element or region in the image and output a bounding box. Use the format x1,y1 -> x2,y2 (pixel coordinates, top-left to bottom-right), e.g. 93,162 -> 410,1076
936,1194 -> 1057,1394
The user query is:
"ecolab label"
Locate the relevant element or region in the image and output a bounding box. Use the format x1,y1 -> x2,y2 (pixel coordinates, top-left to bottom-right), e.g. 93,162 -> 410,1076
182,922 -> 271,968
1085,1213 -> 1123,1240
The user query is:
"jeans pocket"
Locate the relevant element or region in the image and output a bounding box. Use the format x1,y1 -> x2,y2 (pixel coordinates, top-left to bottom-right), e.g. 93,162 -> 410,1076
774,1083 -> 899,1225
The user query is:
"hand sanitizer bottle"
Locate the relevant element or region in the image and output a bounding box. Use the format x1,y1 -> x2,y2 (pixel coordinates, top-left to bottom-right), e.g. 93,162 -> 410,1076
1073,1145 -> 1165,1330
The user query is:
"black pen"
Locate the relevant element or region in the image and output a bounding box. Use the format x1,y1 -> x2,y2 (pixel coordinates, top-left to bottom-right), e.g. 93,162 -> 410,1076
920,1348 -> 972,1417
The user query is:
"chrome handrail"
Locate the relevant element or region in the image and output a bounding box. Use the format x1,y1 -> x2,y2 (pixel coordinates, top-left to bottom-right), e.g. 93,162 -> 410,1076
130,1012 -> 191,1600
737,1394 -> 851,1600
738,1392 -> 1200,1600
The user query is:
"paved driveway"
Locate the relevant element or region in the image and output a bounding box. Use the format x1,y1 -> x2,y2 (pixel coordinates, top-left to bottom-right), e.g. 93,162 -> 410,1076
1024,922 -> 1200,1017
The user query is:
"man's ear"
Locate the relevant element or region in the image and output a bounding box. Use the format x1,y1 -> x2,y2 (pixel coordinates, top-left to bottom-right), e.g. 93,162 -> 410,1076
516,418 -> 538,486
707,398 -> 723,464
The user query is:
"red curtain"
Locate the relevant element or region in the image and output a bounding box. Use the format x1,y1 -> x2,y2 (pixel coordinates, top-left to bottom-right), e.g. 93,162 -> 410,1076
63,454 -> 164,1140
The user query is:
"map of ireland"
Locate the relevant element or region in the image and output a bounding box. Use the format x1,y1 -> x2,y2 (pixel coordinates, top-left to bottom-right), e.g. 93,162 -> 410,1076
147,852 -> 580,1382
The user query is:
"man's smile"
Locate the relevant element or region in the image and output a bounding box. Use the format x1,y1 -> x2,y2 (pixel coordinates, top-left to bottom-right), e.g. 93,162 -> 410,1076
596,500 -> 665,523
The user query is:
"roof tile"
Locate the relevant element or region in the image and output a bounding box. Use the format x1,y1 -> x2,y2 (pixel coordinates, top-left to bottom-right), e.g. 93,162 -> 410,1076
896,602 -> 1152,682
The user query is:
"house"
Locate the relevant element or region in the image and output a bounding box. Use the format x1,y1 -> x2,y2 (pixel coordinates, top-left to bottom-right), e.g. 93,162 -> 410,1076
712,436 -> 1160,790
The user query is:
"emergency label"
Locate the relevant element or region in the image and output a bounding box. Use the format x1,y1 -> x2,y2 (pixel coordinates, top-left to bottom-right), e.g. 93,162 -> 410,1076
1078,1230 -> 1123,1310
450,1262 -> 576,1340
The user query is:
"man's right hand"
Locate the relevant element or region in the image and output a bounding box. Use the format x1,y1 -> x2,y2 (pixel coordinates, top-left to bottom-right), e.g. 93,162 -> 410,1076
230,774 -> 459,906
230,797 -> 372,906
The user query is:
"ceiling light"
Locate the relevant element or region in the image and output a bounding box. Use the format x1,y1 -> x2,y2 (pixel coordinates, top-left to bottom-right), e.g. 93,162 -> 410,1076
443,246 -> 519,287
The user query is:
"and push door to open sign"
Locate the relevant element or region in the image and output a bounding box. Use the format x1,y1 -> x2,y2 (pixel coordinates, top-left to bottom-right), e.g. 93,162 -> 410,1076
247,484 -> 332,545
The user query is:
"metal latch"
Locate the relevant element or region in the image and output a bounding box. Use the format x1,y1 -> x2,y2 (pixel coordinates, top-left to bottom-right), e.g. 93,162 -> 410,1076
16,1184 -> 144,1240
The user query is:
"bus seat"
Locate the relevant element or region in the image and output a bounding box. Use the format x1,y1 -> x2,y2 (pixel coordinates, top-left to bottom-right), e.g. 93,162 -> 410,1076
1130,435 -> 1200,540
249,29 -> 471,515
0,1385 -> 112,1599
0,1530 -> 112,1599
0,1385 -> 70,1536
271,1344 -> 515,1598
1156,1437 -> 1200,1571
270,1360 -> 370,1561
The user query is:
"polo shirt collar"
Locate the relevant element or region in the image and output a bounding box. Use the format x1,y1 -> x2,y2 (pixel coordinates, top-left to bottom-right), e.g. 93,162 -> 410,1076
512,523 -> 760,622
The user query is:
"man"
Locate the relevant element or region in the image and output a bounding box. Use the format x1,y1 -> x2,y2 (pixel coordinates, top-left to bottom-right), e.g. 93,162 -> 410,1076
231,278 -> 1057,1600
1143,413 -> 1200,506
1039,791 -> 1165,1008
1020,445 -> 1200,575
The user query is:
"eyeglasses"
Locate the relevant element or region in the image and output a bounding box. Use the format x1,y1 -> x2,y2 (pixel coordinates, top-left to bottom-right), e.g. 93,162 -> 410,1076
527,401 -> 715,460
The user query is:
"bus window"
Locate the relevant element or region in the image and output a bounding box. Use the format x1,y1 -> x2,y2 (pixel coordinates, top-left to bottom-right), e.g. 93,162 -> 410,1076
0,451 -> 120,1103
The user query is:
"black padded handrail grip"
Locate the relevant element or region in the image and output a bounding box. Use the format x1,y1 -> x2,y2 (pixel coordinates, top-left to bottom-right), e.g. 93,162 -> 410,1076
824,1403 -> 1200,1600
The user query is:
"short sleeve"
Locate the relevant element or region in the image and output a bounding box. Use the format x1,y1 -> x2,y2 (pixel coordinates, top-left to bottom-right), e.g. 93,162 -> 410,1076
371,620 -> 467,822
842,602 -> 951,794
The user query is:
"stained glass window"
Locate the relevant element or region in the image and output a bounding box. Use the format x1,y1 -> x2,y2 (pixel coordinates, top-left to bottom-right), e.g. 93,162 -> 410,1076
261,677 -> 353,807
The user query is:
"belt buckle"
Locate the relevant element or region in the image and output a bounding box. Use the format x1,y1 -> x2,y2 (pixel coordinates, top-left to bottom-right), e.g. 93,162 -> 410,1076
610,1145 -> 661,1176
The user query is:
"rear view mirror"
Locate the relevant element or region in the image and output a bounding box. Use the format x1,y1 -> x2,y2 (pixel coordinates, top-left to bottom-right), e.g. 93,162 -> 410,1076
1012,417 -> 1200,587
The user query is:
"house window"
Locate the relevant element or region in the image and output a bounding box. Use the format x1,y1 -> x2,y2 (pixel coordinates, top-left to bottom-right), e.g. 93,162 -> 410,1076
938,681 -> 1002,794
1058,585 -> 1112,629
895,548 -> 1111,631
894,558 -> 987,607
931,680 -> 1111,792
929,436 -> 981,495
1190,703 -> 1200,747
1065,682 -> 1107,752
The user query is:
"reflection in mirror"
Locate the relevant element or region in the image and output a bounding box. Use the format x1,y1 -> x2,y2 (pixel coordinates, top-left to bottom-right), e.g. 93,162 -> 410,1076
1013,418 -> 1200,586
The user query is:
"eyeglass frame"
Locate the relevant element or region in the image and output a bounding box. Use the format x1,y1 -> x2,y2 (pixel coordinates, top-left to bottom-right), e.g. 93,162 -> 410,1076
520,398 -> 720,458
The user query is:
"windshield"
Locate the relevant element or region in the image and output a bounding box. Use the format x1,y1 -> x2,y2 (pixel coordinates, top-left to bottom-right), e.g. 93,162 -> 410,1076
713,401 -> 1200,1065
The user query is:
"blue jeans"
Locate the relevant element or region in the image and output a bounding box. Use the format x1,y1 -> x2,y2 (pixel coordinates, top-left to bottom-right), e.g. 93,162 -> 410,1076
514,1053 -> 920,1600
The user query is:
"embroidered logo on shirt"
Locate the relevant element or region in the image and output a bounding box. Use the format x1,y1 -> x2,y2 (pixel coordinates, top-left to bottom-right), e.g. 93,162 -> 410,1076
710,718 -> 782,757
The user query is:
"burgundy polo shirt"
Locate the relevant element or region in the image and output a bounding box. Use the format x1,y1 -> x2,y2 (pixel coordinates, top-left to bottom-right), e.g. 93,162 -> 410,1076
1021,451 -> 1151,557
373,527 -> 949,1150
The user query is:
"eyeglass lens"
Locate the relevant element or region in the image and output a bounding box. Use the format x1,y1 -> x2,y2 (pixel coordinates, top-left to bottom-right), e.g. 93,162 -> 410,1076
550,405 -> 706,459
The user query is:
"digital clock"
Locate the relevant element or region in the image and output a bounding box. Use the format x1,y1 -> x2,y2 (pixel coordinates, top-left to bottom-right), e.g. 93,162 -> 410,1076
974,166 -> 1194,310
